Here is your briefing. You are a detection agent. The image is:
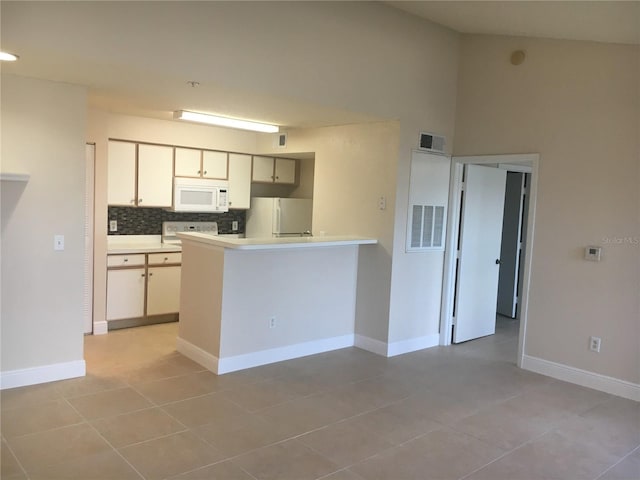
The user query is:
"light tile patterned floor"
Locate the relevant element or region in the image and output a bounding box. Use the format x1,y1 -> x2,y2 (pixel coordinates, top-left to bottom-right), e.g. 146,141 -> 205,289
1,318 -> 638,480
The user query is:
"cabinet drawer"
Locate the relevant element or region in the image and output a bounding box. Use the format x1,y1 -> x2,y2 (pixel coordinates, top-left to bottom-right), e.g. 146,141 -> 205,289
148,252 -> 182,265
107,254 -> 146,267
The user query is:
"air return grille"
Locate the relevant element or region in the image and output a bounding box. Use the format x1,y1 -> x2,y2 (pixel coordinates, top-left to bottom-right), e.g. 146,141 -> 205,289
419,132 -> 446,154
410,204 -> 445,250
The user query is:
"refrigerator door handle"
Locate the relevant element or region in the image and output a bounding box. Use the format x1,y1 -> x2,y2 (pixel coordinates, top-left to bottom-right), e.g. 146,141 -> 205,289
275,206 -> 281,235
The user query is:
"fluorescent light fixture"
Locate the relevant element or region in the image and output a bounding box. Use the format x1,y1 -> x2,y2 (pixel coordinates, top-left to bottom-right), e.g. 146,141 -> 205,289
174,110 -> 279,133
0,51 -> 19,62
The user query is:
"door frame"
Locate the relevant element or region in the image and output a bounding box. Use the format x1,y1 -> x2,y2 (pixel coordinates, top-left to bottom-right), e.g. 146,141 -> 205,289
439,153 -> 539,368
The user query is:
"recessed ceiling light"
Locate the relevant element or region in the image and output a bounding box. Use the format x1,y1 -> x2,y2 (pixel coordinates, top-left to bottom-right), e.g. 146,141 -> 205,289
174,110 -> 279,133
0,52 -> 19,62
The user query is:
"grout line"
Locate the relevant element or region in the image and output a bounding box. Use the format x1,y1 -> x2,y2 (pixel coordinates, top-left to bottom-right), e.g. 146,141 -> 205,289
1,436 -> 31,480
595,444 -> 640,480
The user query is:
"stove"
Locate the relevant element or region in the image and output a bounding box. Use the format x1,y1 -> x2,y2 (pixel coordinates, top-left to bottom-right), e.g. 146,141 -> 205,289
162,221 -> 218,244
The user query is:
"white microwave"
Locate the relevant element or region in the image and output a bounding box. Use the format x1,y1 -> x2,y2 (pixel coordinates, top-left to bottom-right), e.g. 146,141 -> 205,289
171,177 -> 229,212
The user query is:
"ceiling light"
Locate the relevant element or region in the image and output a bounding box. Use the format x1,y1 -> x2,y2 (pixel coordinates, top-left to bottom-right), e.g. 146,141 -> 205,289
174,110 -> 279,133
0,51 -> 19,62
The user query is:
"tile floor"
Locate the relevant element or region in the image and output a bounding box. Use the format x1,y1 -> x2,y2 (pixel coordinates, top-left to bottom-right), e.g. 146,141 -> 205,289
1,318 -> 638,480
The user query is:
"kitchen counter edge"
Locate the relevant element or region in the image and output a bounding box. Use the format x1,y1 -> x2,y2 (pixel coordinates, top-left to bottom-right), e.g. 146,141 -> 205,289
177,232 -> 377,250
107,243 -> 182,254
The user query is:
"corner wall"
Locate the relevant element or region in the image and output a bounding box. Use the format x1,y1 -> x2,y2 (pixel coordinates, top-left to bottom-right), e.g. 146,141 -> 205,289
1,74 -> 87,386
454,35 -> 640,386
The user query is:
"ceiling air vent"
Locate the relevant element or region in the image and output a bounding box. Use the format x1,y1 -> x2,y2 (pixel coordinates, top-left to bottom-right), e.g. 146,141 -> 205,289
273,132 -> 287,148
419,132 -> 446,154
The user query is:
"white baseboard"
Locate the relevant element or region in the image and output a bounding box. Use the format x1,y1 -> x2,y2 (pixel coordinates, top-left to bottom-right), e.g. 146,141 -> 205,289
176,337 -> 219,372
355,334 -> 440,357
522,354 -> 640,402
387,334 -> 440,357
355,334 -> 388,356
93,320 -> 108,335
177,334 -> 354,375
1,360 -> 86,390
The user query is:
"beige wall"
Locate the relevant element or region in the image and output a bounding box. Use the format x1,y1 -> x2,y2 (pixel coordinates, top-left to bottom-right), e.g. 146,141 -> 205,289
258,122 -> 400,342
454,35 -> 640,383
1,74 -> 87,371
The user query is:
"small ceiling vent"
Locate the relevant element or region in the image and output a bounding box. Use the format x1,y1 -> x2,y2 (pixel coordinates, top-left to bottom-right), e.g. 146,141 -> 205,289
419,132 -> 446,154
273,132 -> 287,148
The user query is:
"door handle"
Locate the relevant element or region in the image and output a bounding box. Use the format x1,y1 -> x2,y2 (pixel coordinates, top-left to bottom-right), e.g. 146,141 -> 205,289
495,259 -> 502,265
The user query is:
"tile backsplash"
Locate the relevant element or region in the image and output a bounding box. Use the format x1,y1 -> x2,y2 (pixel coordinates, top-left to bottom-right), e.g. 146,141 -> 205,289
108,206 -> 245,235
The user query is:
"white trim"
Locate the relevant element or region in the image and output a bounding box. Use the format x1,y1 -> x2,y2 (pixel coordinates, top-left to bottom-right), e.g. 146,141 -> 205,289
387,334 -> 440,357
178,334 -> 354,375
355,335 -> 388,356
355,334 -> 440,357
176,337 -> 219,372
1,360 -> 86,390
92,320 -> 108,335
522,355 -> 640,402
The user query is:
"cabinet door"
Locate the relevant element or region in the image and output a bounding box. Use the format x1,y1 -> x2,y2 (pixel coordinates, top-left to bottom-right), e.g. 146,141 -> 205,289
107,141 -> 136,205
202,151 -> 228,179
106,268 -> 145,320
228,153 -> 252,209
252,156 -> 275,182
138,144 -> 174,207
175,147 -> 201,177
147,266 -> 181,316
274,158 -> 296,184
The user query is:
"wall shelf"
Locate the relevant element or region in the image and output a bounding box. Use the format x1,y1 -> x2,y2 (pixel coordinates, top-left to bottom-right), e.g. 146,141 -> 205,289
0,173 -> 30,182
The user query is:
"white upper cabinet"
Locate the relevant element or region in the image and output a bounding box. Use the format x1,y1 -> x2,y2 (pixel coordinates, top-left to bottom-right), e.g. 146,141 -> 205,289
107,141 -> 136,205
228,153 -> 252,209
108,141 -> 173,207
274,158 -> 296,184
252,156 -> 275,183
137,144 -> 173,207
252,156 -> 296,184
202,150 -> 228,179
175,148 -> 228,179
174,147 -> 201,177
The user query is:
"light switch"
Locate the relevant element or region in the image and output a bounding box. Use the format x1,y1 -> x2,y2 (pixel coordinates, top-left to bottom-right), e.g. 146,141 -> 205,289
232,221 -> 238,231
109,220 -> 118,232
378,196 -> 386,210
54,235 -> 65,251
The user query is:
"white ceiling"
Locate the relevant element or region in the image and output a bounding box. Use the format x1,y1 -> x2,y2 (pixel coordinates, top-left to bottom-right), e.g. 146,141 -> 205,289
388,1 -> 640,46
1,1 -> 637,131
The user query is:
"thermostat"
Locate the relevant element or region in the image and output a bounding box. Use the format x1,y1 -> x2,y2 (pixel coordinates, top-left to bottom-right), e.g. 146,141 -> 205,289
584,246 -> 602,262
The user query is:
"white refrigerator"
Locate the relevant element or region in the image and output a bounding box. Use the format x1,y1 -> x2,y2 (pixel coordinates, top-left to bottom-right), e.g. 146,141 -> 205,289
246,197 -> 313,237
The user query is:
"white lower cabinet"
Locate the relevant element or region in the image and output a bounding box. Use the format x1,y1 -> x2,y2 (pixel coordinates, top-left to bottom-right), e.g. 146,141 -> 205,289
106,252 -> 181,327
106,268 -> 145,320
146,266 -> 181,316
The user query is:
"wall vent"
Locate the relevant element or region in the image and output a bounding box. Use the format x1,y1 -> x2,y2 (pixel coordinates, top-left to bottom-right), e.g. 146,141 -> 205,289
274,132 -> 287,148
409,204 -> 445,250
419,132 -> 446,154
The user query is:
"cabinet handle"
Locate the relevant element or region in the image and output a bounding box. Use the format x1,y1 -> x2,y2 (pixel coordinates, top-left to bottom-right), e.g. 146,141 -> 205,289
138,198 -> 143,203
203,170 -> 207,175
141,273 -> 146,277
275,176 -> 279,180
130,199 -> 135,204
123,258 -> 128,262
149,272 -> 153,277
164,257 -> 168,261
197,170 -> 201,175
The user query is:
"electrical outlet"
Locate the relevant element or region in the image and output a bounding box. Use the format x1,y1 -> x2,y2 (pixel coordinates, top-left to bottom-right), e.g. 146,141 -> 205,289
589,336 -> 601,353
232,221 -> 238,231
109,220 -> 118,232
269,316 -> 276,329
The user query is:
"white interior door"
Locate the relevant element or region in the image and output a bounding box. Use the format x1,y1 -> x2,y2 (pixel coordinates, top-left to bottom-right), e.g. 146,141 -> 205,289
453,164 -> 507,343
84,143 -> 95,334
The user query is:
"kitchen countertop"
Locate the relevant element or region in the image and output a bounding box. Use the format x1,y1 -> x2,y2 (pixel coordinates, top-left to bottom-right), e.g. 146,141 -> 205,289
177,232 -> 377,250
107,235 -> 181,254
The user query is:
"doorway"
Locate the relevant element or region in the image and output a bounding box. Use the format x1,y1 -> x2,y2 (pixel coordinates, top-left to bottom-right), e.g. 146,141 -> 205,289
439,154 -> 539,368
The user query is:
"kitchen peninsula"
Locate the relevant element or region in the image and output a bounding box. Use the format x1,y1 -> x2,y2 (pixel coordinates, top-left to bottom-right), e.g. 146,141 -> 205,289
176,232 -> 376,374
